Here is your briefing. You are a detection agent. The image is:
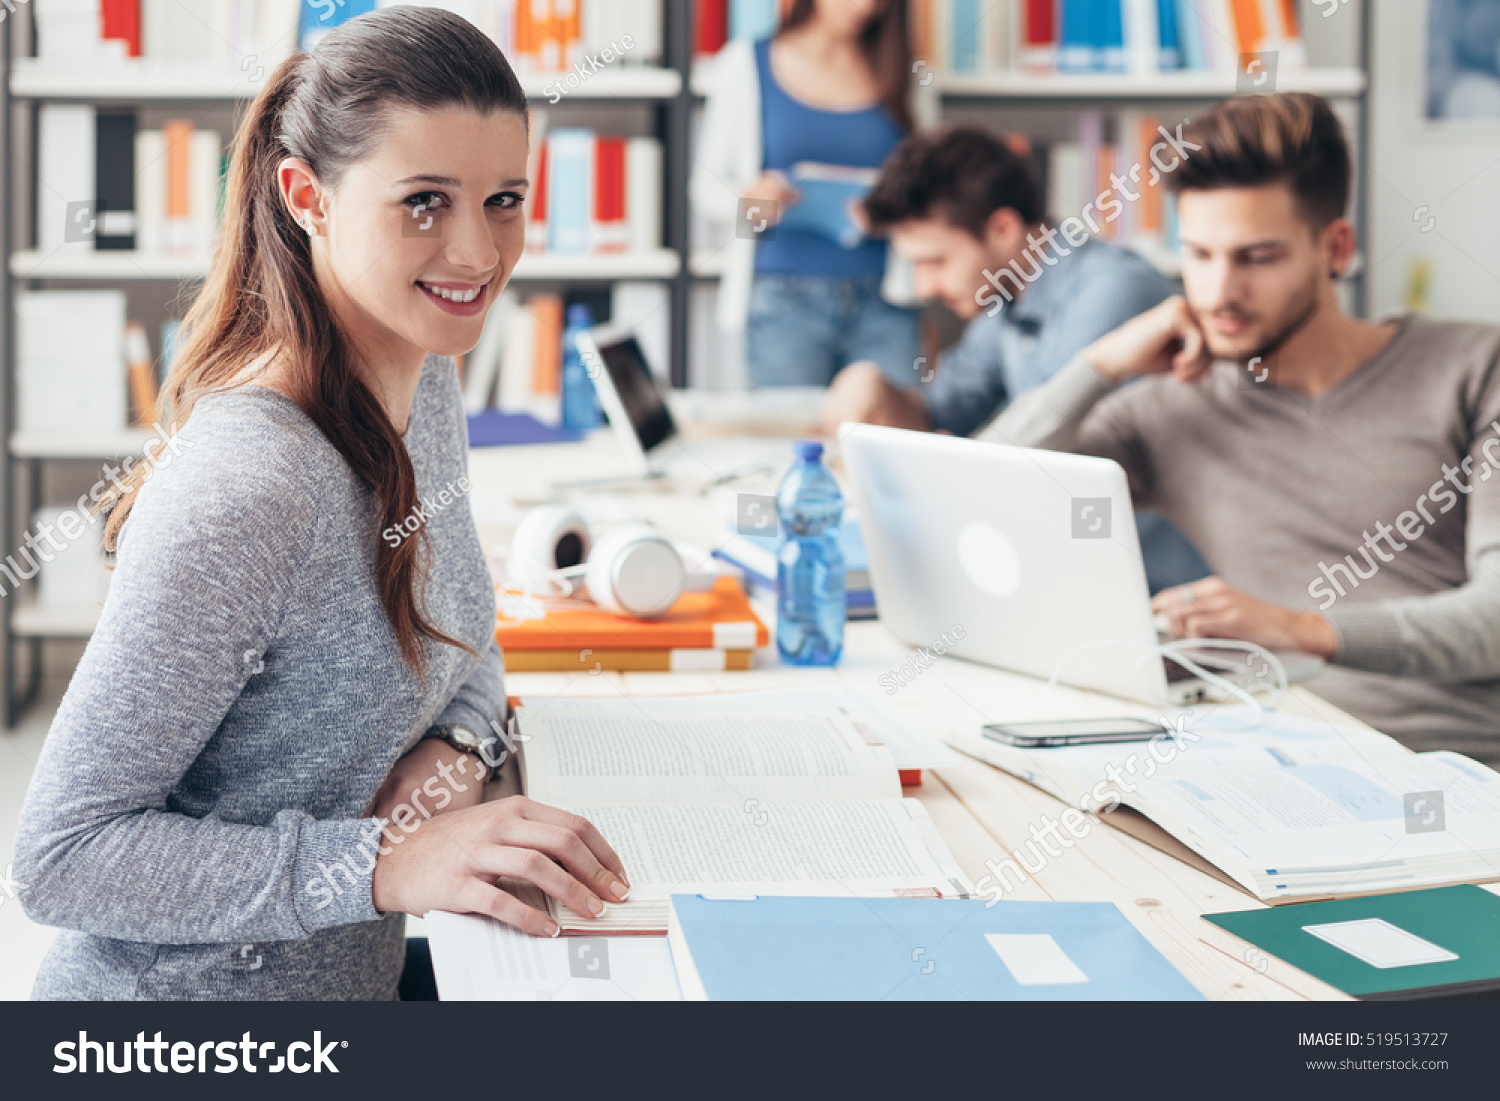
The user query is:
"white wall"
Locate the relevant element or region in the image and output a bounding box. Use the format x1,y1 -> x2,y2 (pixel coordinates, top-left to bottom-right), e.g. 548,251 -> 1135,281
1369,0 -> 1500,322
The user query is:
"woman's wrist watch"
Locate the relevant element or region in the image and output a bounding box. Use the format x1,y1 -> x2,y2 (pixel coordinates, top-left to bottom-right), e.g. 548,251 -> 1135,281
425,721 -> 504,783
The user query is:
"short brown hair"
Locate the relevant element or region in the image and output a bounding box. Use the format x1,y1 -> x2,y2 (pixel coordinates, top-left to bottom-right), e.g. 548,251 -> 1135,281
1166,92 -> 1351,229
863,124 -> 1043,238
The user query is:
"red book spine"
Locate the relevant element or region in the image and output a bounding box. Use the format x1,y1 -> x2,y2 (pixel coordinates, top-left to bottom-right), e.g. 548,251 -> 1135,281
696,0 -> 728,56
102,0 -> 141,57
528,141 -> 549,252
1025,0 -> 1056,46
593,135 -> 626,251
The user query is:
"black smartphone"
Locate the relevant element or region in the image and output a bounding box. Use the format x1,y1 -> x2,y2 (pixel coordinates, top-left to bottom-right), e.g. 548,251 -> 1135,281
981,717 -> 1170,748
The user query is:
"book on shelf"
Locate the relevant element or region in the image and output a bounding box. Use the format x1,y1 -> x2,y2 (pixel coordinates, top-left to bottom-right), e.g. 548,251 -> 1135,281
668,895 -> 1203,1000
1201,884 -> 1500,1001
16,291 -> 130,435
914,0 -> 1306,78
518,699 -> 972,933
947,709 -> 1500,904
695,0 -> 787,57
536,129 -> 664,256
124,321 -> 159,426
32,506 -> 113,611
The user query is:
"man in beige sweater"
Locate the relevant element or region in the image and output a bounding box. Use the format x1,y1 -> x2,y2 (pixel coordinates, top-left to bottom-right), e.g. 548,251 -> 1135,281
989,93 -> 1500,762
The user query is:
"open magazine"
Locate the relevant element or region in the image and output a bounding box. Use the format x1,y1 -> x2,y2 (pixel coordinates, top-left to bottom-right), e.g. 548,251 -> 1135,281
519,702 -> 972,934
947,710 -> 1500,902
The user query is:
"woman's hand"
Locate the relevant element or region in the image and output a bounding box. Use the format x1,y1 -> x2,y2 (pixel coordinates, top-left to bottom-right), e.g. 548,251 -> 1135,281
741,171 -> 799,226
366,737 -> 486,823
370,795 -> 631,938
1152,576 -> 1339,658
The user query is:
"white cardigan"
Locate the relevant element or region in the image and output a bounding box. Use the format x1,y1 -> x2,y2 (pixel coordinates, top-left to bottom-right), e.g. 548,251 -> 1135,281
690,39 -> 915,333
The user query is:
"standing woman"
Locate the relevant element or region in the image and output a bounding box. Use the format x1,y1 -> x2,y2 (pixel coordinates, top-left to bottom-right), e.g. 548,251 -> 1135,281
14,8 -> 627,1001
694,0 -> 922,388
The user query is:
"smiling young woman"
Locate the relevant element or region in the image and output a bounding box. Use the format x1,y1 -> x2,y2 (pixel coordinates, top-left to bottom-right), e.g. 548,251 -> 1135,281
13,7 -> 627,1002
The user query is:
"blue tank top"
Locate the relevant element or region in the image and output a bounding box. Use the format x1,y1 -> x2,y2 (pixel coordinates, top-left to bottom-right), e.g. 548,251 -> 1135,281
753,37 -> 903,278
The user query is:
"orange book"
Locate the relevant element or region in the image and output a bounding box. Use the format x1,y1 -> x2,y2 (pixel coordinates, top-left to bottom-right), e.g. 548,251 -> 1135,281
163,119 -> 193,250
124,322 -> 158,427
1137,116 -> 1163,237
1231,0 -> 1265,53
529,294 -> 564,395
504,648 -> 756,672
1095,143 -> 1116,239
532,0 -> 560,70
553,0 -> 581,69
496,575 -> 770,651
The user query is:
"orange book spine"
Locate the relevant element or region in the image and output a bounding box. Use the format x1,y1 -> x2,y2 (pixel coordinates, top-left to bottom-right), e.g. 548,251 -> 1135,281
530,294 -> 563,395
1096,144 -> 1116,239
124,322 -> 158,427
1231,0 -> 1265,53
163,119 -> 192,220
553,0 -> 580,69
1138,116 -> 1163,236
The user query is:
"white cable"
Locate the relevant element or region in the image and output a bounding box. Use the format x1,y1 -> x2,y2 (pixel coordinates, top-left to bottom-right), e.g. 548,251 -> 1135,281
1045,636 -> 1286,725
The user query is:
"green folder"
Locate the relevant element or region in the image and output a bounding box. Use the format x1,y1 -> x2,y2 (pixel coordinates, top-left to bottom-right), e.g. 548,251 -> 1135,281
1205,885 -> 1500,999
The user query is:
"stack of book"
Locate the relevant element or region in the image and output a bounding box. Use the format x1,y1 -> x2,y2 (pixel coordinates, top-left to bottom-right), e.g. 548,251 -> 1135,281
494,575 -> 769,672
37,105 -> 223,259
1042,108 -> 1178,257
712,518 -> 878,621
912,0 -> 1307,77
526,115 -> 663,256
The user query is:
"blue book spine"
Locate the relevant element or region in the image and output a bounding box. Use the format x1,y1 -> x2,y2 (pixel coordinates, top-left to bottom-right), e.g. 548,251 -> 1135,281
1156,0 -> 1183,69
1175,0 -> 1204,70
731,0 -> 779,41
1098,0 -> 1127,73
1057,0 -> 1094,72
298,0 -> 377,51
951,0 -> 982,74
547,130 -> 594,255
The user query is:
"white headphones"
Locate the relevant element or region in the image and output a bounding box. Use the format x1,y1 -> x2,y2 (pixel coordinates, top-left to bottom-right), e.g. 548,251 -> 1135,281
509,505 -> 705,620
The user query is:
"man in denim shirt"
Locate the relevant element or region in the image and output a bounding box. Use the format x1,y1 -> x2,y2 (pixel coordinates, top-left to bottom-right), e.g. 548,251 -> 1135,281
823,124 -> 1205,590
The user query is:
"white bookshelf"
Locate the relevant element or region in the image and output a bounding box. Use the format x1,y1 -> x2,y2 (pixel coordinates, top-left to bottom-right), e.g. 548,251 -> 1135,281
937,68 -> 1367,99
11,58 -> 682,102
10,599 -> 103,639
10,428 -> 154,460
10,247 -> 682,282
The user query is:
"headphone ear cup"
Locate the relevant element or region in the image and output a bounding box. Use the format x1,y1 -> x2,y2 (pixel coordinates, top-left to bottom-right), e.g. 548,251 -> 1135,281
585,524 -> 686,619
510,505 -> 592,587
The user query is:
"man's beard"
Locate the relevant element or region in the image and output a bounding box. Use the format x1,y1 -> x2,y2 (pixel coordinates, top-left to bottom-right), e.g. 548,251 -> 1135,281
1195,269 -> 1325,365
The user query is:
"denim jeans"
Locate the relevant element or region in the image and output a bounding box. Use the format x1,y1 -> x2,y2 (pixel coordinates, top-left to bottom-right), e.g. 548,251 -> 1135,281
746,273 -> 923,389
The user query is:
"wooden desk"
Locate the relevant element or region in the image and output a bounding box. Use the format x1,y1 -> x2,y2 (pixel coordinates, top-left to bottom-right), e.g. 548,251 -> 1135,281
468,430 -> 1364,1000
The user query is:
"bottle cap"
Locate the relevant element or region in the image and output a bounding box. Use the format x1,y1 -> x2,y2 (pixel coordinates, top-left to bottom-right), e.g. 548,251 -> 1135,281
794,440 -> 823,462
565,303 -> 593,327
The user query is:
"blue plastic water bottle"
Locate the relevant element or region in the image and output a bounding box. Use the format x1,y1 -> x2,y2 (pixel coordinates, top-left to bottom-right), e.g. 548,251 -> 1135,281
560,303 -> 601,431
776,440 -> 846,666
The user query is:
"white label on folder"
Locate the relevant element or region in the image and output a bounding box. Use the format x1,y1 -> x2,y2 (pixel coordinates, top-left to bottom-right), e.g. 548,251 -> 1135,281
985,934 -> 1089,985
1302,919 -> 1459,970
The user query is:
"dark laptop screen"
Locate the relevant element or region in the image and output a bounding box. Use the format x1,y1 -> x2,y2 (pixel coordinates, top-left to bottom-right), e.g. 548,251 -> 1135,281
597,334 -> 676,453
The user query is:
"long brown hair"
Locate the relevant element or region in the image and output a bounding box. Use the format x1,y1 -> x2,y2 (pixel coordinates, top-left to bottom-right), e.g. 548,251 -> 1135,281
778,0 -> 914,132
100,7 -> 527,677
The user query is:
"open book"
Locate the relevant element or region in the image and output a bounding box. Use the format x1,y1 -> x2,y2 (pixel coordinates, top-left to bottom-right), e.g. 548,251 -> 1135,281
947,710 -> 1500,903
520,704 -> 973,934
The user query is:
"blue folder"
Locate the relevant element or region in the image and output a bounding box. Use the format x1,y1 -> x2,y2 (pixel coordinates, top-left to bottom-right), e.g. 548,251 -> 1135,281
668,895 -> 1204,1000
466,410 -> 581,448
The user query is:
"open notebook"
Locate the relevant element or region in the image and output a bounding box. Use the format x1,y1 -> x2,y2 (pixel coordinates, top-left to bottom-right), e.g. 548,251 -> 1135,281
519,705 -> 972,934
948,710 -> 1500,903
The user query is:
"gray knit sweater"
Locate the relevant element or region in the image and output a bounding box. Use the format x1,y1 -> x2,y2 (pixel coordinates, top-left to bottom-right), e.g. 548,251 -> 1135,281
986,314 -> 1500,762
14,353 -> 507,1000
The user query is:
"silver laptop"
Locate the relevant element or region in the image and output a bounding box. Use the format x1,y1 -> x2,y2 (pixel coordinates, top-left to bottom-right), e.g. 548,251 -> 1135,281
840,423 -> 1321,706
576,326 -> 792,483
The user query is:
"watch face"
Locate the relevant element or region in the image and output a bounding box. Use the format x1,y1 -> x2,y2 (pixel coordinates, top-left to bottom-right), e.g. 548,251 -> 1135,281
448,726 -> 483,751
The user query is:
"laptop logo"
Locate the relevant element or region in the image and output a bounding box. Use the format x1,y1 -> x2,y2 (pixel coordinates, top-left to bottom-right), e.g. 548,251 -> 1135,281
956,522 -> 1021,597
